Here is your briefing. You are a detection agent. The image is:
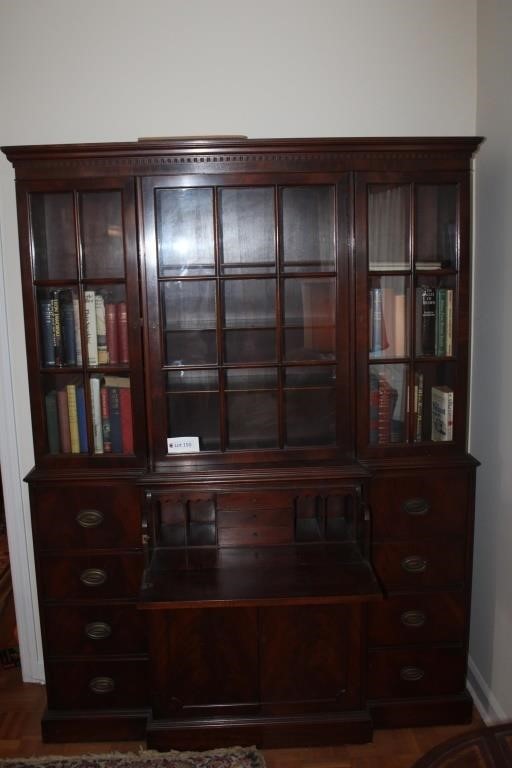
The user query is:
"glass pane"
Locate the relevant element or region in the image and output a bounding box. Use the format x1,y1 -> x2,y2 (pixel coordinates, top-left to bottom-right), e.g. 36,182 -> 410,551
369,276 -> 408,360
89,374 -> 133,455
167,369 -> 218,392
284,365 -> 336,387
220,187 -> 276,273
413,361 -> 456,443
167,392 -> 220,451
369,364 -> 408,445
162,280 -> 217,365
285,388 -> 336,446
38,287 -> 80,367
368,184 -> 410,271
31,193 -> 76,280
416,185 -> 457,269
80,191 -> 125,279
281,186 -> 335,272
226,391 -> 278,449
223,279 -> 276,363
225,367 -> 278,390
156,188 -> 215,276
415,276 -> 455,357
84,285 -> 128,366
283,278 -> 335,361
43,374 -> 87,455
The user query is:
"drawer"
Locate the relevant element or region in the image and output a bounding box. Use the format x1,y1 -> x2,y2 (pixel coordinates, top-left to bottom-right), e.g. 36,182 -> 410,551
367,647 -> 466,699
372,540 -> 466,590
43,604 -> 147,656
217,491 -> 294,512
39,553 -> 144,600
45,658 -> 149,709
369,471 -> 469,540
32,485 -> 140,550
368,592 -> 465,646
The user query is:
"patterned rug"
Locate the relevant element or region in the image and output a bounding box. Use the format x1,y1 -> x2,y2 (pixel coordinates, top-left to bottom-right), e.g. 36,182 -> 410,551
0,747 -> 265,768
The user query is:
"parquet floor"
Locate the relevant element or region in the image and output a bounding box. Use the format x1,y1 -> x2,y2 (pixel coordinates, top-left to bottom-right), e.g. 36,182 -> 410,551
0,666 -> 484,767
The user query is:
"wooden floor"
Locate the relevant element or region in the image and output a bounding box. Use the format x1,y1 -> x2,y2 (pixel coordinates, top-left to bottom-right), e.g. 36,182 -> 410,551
0,665 -> 484,767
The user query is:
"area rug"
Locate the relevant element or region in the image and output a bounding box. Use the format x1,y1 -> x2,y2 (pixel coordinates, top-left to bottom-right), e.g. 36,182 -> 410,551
0,746 -> 265,768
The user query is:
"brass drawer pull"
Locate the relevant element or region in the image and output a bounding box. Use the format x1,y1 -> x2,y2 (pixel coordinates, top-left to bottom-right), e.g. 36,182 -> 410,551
88,676 -> 115,694
80,568 -> 107,587
76,509 -> 104,528
85,621 -> 112,640
402,497 -> 430,516
400,666 -> 425,682
401,555 -> 427,574
400,610 -> 427,628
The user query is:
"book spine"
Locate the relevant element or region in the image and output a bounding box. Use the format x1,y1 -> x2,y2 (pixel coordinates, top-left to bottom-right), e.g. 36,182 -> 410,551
435,287 -> 447,356
73,296 -> 83,365
369,288 -> 388,356
100,384 -> 112,452
76,385 -> 88,453
50,290 -> 62,366
117,302 -> 129,363
66,383 -> 80,453
445,288 -> 454,356
84,290 -> 98,366
393,291 -> 406,357
95,293 -> 109,365
119,385 -> 134,454
416,285 -> 436,356
90,376 -> 104,454
105,302 -> 119,364
39,297 -> 55,366
431,386 -> 454,441
369,372 -> 379,444
59,289 -> 77,365
108,386 -> 122,453
415,371 -> 424,442
45,390 -> 60,454
377,373 -> 391,444
56,388 -> 71,453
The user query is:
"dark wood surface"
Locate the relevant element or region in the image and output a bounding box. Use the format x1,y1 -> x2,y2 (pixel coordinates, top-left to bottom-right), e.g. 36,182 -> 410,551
411,722 -> 512,768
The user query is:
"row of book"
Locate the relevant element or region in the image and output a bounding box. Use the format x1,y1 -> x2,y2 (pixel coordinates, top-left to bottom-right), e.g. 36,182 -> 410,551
370,370 -> 453,444
416,285 -> 453,357
39,289 -> 129,367
44,376 -> 134,455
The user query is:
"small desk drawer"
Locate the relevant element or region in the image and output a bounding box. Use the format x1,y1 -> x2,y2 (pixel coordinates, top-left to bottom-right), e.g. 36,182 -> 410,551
39,553 -> 143,600
368,646 -> 466,699
368,592 -> 465,646
372,541 -> 466,590
43,604 -> 147,656
45,658 -> 149,709
33,485 -> 140,550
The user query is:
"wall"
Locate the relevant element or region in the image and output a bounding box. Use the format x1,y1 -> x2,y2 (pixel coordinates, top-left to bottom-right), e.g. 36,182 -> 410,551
468,0 -> 512,722
0,0 -> 477,682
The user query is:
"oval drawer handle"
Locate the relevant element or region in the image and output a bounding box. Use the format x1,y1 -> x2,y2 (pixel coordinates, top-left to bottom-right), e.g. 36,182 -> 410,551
402,497 -> 430,516
76,509 -> 104,528
400,610 -> 427,628
400,666 -> 425,682
401,555 -> 427,574
80,568 -> 107,587
85,621 -> 112,640
88,676 -> 115,694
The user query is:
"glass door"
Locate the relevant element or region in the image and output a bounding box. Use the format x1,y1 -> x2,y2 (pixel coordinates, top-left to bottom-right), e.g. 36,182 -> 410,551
142,174 -> 351,466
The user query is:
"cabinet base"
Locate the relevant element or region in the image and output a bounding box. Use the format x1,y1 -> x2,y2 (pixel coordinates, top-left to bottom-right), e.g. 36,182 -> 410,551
369,692 -> 474,729
42,709 -> 149,743
146,710 -> 374,750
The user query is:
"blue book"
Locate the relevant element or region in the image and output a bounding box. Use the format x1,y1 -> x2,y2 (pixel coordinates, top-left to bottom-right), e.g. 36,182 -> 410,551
39,297 -> 55,366
59,289 -> 77,365
76,385 -> 88,453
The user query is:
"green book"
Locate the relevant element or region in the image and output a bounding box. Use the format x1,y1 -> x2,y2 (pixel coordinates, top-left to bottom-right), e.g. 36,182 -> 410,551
435,287 -> 447,356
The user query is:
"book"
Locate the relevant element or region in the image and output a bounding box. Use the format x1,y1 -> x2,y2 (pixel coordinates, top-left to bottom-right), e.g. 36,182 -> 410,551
108,386 -> 122,452
369,371 -> 380,444
416,284 -> 436,356
117,302 -> 129,363
414,371 -> 424,442
100,383 -> 112,452
59,289 -> 77,365
76,385 -> 88,453
445,288 -> 454,356
72,295 -> 83,365
39,297 -> 55,366
56,388 -> 71,453
431,385 -> 454,441
66,383 -> 80,453
50,290 -> 62,366
435,287 -> 447,356
95,293 -> 109,364
105,302 -> 119,364
119,385 -> 134,454
369,287 -> 389,356
44,390 -> 60,454
84,290 -> 98,366
90,376 -> 104,454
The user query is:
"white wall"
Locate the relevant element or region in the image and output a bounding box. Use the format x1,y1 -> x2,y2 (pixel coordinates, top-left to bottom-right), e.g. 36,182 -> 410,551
0,0 -> 477,682
467,0 -> 512,722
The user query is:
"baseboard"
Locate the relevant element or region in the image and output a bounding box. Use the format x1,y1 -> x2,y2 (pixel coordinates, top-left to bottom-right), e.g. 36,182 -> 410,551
467,655 -> 507,724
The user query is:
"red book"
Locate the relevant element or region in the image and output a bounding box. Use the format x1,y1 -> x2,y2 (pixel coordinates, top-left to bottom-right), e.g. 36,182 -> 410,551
100,385 -> 112,452
117,302 -> 129,363
105,302 -> 118,364
56,388 -> 71,453
119,386 -> 134,454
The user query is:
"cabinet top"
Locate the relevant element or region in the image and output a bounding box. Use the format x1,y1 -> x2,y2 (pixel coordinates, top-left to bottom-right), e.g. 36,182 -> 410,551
2,136 -> 484,179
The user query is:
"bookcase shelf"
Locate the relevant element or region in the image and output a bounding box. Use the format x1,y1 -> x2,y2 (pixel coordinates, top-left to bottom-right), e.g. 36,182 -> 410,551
2,136 -> 482,749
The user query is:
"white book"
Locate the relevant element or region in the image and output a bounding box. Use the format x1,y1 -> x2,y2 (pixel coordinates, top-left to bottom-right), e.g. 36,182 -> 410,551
431,385 -> 454,441
90,376 -> 104,453
95,293 -> 109,364
84,291 -> 98,366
